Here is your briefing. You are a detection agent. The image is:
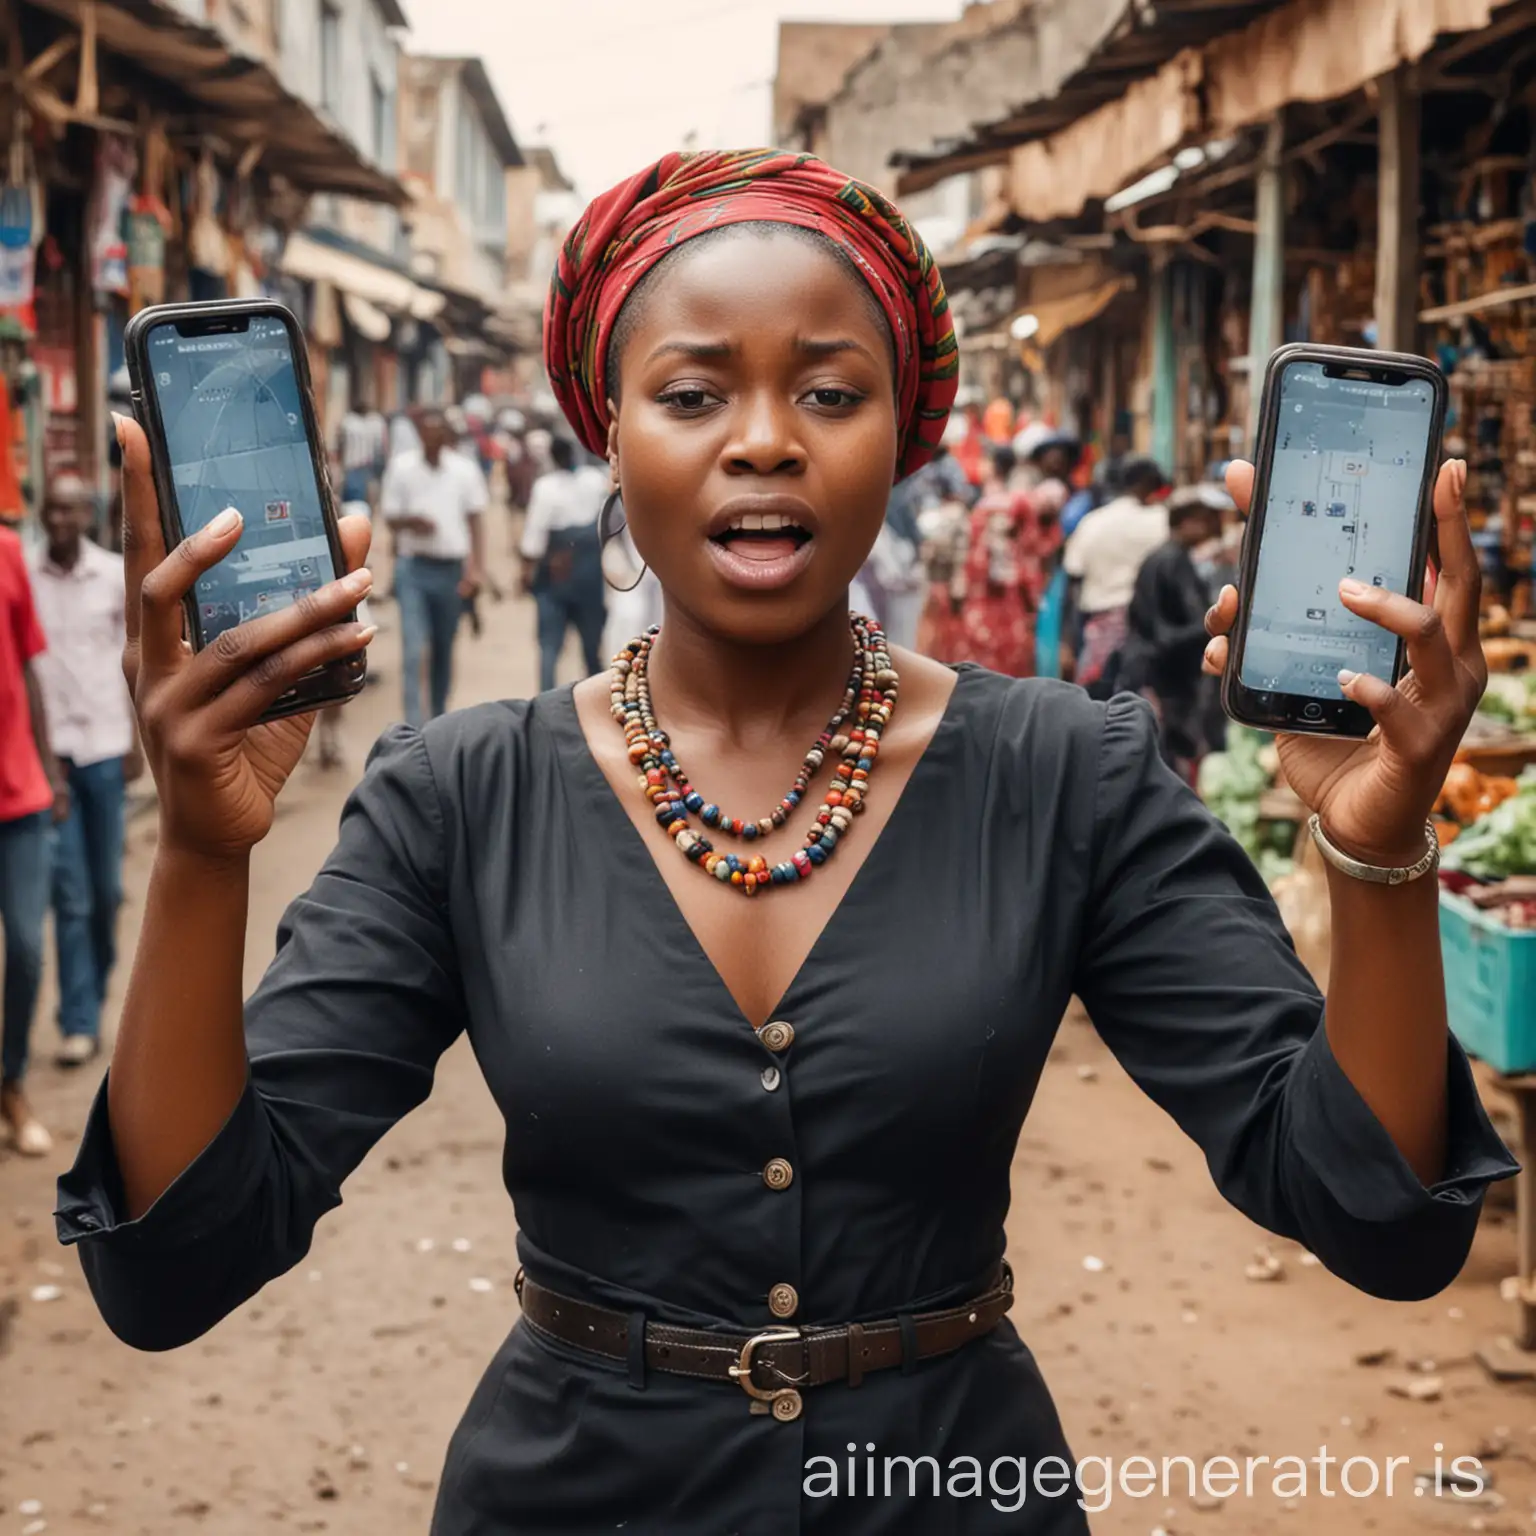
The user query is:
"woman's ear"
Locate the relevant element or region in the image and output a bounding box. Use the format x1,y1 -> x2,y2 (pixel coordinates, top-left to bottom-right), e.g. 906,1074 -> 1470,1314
606,406 -> 620,491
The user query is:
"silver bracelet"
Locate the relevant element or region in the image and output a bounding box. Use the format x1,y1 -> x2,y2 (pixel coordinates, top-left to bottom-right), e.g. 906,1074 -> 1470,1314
1307,815 -> 1440,886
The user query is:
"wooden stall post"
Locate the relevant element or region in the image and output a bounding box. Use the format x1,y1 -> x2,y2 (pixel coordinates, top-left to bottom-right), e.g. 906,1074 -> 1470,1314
1151,249 -> 1176,476
1247,113 -> 1286,439
1374,66 -> 1422,355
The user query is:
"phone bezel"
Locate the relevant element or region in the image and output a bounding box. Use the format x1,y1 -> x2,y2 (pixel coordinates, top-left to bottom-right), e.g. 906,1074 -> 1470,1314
1221,343 -> 1447,740
123,298 -> 364,721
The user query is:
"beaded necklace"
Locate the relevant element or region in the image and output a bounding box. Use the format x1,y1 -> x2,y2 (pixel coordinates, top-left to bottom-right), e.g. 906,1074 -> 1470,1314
609,615 -> 899,897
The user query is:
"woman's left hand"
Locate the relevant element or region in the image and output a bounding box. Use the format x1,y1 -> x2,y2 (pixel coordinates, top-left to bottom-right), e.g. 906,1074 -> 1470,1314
1203,457 -> 1486,866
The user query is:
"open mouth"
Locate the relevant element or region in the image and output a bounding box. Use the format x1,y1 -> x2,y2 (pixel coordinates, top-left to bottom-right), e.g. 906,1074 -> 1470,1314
709,511 -> 814,563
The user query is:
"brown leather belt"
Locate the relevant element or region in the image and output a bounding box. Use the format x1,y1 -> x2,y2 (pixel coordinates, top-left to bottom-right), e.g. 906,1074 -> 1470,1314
514,1264 -> 1014,1421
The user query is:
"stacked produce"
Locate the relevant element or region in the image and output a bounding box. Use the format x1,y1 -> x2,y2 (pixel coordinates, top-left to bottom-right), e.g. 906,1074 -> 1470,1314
1474,671 -> 1536,733
1441,768 -> 1536,929
1197,726 -> 1295,885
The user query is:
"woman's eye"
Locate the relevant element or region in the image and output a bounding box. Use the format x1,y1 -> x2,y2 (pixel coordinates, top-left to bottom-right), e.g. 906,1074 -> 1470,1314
806,387 -> 864,410
658,388 -> 715,413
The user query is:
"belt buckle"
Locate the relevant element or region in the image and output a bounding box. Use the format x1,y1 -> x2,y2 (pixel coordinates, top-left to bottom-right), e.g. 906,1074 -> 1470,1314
728,1328 -> 804,1417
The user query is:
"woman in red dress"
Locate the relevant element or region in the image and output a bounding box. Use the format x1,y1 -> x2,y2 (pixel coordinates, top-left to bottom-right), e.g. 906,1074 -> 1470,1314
958,447 -> 1065,676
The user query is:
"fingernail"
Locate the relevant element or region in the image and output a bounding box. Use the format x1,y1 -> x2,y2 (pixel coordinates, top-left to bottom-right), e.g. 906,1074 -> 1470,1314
207,507 -> 242,538
1340,577 -> 1368,597
344,567 -> 373,593
1338,668 -> 1358,688
356,624 -> 379,644
1454,458 -> 1468,495
109,410 -> 127,448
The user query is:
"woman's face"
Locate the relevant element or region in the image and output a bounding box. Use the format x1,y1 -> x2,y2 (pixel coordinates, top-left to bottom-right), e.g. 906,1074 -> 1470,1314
608,230 -> 899,645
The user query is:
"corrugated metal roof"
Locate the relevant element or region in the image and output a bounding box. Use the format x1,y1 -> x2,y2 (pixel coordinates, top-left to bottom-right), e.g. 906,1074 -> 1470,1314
25,0 -> 407,204
892,0 -> 1290,194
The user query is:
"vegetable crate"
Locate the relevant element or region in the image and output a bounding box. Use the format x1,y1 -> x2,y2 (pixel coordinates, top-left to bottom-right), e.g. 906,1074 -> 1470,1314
1440,891 -> 1536,1074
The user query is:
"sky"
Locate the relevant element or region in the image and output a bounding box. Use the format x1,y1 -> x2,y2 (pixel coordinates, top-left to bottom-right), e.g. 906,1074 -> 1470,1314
403,0 -> 965,200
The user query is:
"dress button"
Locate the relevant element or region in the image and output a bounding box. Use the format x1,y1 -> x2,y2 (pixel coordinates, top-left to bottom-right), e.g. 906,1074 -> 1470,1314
763,1157 -> 794,1191
772,1389 -> 803,1422
768,1282 -> 799,1318
760,1066 -> 781,1092
758,1021 -> 795,1053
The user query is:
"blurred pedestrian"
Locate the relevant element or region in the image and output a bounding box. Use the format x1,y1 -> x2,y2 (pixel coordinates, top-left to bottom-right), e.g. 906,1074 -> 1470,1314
381,406 -> 488,726
521,436 -> 607,691
1062,455 -> 1170,695
27,473 -> 141,1066
0,518 -> 66,1155
1120,487 -> 1226,784
958,445 -> 1049,676
337,399 -> 386,512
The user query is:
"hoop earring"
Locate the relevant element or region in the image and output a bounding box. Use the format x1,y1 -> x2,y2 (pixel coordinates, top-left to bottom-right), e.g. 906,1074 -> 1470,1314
599,490 -> 648,594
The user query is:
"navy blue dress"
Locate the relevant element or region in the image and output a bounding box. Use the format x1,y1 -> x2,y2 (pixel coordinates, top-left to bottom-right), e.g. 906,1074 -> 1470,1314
56,670 -> 1517,1533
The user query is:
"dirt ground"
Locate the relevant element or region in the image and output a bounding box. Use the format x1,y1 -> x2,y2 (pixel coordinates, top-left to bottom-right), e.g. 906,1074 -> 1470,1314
2,531 -> 1534,1536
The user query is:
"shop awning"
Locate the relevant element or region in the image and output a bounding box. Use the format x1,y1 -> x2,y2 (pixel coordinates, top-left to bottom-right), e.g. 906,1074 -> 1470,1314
1013,275 -> 1135,349
343,292 -> 393,343
997,0 -> 1520,224
281,232 -> 445,322
892,0 -> 1290,196
23,0 -> 406,204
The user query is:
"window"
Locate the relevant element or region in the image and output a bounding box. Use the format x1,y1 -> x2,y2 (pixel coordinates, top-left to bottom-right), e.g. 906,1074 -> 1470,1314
319,0 -> 341,114
370,71 -> 389,166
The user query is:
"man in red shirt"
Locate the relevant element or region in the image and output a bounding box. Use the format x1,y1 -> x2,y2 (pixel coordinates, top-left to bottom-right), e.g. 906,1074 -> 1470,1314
0,522 -> 68,1156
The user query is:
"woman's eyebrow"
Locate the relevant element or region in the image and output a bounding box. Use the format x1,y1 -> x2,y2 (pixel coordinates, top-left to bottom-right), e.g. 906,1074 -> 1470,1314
645,339 -> 735,364
795,337 -> 879,363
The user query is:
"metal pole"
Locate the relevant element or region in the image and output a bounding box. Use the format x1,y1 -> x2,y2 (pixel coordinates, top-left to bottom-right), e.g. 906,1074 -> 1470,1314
1151,251 -> 1176,476
1247,112 -> 1286,442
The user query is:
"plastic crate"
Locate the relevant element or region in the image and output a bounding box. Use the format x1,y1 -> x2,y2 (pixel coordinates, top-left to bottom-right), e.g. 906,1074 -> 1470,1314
1439,890 -> 1536,1074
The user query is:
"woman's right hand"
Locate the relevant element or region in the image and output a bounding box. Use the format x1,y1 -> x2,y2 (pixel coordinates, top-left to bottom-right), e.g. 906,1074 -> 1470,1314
119,414 -> 377,863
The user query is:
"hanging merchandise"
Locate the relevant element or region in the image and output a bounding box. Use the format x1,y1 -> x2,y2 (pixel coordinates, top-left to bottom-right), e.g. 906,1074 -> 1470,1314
0,115 -> 40,333
88,135 -> 135,296
0,113 -> 36,251
0,375 -> 24,521
187,148 -> 229,277
126,200 -> 168,312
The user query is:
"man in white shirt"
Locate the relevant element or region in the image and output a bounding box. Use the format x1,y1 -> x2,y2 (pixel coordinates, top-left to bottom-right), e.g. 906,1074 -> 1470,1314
1062,456 -> 1171,694
380,408 -> 488,727
520,438 -> 609,691
27,473 -> 142,1065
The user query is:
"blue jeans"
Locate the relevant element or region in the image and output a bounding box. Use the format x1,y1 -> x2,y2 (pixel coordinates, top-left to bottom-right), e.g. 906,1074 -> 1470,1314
0,810 -> 54,1086
52,756 -> 126,1041
536,584 -> 606,693
396,556 -> 464,728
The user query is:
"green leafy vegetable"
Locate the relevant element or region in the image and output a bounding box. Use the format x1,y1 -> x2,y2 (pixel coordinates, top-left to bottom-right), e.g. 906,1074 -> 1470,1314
1443,768 -> 1536,880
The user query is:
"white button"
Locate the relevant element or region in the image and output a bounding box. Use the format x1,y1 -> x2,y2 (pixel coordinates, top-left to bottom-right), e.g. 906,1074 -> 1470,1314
761,1066 -> 781,1092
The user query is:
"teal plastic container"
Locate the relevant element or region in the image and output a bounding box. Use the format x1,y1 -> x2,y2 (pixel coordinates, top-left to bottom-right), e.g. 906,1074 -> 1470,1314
1439,890 -> 1536,1074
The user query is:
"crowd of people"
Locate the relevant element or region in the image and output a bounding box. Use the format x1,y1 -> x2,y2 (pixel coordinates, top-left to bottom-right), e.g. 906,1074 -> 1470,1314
852,399 -> 1244,785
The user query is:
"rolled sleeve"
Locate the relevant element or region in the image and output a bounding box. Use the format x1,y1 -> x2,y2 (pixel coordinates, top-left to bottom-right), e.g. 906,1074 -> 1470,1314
56,1070 -> 269,1252
53,725 -> 469,1350
1075,694 -> 1519,1302
1287,1020 -> 1517,1223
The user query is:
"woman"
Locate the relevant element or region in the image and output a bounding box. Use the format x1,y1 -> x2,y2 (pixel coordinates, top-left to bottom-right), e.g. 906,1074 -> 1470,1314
1061,455 -> 1171,696
958,445 -> 1049,677
60,150 -> 1513,1534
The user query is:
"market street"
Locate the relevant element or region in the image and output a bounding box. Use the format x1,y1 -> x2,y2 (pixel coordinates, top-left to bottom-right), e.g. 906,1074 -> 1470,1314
0,540 -> 1531,1536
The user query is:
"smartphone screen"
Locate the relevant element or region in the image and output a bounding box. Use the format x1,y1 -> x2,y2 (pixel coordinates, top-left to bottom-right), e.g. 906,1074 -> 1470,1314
1240,361 -> 1437,701
142,314 -> 336,646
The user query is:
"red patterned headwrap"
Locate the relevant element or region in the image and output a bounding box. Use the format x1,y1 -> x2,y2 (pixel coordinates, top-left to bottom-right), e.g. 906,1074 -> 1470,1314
543,149 -> 959,480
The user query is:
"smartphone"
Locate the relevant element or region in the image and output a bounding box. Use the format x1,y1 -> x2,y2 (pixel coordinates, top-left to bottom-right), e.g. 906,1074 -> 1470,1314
123,299 -> 365,721
1222,344 -> 1446,738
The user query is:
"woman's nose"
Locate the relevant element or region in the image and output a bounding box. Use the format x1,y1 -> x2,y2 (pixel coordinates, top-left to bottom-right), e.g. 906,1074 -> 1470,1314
722,392 -> 806,477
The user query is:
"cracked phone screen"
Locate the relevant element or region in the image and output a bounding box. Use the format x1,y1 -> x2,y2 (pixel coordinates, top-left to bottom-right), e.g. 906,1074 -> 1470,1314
145,316 -> 335,646
1241,362 -> 1435,700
